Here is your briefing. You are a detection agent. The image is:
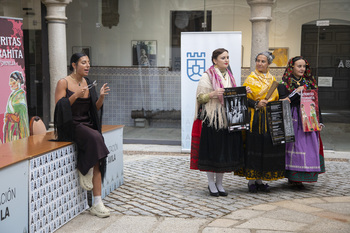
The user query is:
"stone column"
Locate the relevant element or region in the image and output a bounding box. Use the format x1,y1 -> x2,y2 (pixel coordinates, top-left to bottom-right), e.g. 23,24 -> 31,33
246,0 -> 275,71
41,0 -> 72,123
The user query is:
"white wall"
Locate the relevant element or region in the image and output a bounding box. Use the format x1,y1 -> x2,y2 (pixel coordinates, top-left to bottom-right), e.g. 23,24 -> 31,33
66,0 -> 350,67
270,0 -> 350,59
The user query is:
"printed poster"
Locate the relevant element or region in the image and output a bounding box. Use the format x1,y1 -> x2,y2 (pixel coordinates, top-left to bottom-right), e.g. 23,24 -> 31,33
266,100 -> 295,145
0,17 -> 29,143
300,89 -> 320,132
223,87 -> 249,131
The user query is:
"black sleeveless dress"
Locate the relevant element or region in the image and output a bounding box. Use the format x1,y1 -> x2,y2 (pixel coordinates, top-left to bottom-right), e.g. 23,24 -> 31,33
66,89 -> 109,175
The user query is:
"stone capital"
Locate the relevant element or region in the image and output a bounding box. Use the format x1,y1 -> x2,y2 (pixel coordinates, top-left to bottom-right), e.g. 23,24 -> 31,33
246,0 -> 275,6
41,0 -> 72,22
247,0 -> 275,20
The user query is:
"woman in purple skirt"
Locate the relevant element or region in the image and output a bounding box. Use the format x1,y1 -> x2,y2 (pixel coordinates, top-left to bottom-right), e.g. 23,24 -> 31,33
278,56 -> 325,189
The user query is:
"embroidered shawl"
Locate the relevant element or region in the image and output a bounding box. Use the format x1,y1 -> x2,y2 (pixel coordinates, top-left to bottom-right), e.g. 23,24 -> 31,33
243,69 -> 279,133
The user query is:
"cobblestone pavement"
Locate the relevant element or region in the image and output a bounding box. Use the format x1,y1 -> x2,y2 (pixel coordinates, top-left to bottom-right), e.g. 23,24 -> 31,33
104,152 -> 350,219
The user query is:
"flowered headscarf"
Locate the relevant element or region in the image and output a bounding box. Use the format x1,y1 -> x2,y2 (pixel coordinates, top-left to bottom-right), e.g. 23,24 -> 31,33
281,56 -> 317,93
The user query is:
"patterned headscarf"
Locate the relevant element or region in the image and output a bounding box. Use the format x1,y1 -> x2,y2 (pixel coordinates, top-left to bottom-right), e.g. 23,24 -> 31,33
281,56 -> 317,93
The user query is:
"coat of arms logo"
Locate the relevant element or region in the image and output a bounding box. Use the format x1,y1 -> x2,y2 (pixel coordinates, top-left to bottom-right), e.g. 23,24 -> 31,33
186,52 -> 205,81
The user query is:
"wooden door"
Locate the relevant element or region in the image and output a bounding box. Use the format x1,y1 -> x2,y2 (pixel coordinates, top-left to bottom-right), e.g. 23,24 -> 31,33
301,25 -> 350,110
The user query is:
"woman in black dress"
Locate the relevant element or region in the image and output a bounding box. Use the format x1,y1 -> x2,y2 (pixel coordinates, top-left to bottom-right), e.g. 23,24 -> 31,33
54,53 -> 110,218
194,48 -> 249,196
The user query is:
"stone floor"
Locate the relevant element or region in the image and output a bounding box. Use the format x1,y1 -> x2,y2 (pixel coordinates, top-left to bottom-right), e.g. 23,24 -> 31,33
56,146 -> 350,233
104,152 -> 350,219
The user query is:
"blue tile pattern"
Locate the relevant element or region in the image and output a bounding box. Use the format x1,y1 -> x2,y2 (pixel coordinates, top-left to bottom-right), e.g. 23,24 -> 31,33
87,67 -> 284,127
88,67 -> 181,127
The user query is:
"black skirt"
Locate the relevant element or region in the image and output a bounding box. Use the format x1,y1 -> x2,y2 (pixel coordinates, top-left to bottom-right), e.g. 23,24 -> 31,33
236,109 -> 285,180
197,119 -> 244,172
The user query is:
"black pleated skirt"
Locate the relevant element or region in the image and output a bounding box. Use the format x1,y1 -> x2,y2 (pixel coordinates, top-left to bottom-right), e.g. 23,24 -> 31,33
197,119 -> 244,172
235,109 -> 286,180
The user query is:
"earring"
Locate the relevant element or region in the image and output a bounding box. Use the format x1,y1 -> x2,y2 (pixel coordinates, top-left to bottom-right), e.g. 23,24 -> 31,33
74,69 -> 77,74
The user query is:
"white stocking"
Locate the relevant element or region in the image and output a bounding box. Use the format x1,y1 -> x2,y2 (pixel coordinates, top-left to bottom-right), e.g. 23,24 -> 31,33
215,173 -> 225,192
206,172 -> 218,192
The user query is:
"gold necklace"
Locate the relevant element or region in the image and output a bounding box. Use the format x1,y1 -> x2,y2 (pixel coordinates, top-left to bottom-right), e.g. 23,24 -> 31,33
220,70 -> 227,80
293,76 -> 303,86
69,74 -> 81,86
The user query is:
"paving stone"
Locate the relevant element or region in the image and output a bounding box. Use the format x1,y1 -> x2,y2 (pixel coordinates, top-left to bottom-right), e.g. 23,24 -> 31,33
312,202 -> 350,215
248,204 -> 277,211
294,197 -> 325,205
236,217 -> 307,231
225,209 -> 264,220
152,218 -> 208,233
302,219 -> 350,233
103,216 -> 159,233
322,196 -> 350,203
256,231 -> 294,233
271,200 -> 323,213
203,228 -> 251,233
261,208 -> 322,223
313,210 -> 350,222
207,219 -> 239,227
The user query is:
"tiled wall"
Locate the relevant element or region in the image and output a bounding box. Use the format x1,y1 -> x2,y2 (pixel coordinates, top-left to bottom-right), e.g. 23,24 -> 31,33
89,67 -> 285,127
88,67 -> 181,127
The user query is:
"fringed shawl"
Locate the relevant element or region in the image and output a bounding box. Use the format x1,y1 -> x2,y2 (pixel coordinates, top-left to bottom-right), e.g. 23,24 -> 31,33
195,65 -> 236,130
243,70 -> 279,133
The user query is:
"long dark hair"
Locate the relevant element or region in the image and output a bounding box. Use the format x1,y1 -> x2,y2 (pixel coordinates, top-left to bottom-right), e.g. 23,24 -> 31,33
69,52 -> 87,71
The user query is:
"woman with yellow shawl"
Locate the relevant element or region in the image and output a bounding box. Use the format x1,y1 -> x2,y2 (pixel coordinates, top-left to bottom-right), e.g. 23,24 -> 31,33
235,51 -> 285,193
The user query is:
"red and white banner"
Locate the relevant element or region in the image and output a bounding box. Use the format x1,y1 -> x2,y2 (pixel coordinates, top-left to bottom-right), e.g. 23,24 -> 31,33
0,17 -> 29,143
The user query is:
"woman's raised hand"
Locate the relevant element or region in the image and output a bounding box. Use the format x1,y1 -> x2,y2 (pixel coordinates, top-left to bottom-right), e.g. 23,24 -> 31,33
79,86 -> 88,98
100,83 -> 110,97
296,86 -> 304,93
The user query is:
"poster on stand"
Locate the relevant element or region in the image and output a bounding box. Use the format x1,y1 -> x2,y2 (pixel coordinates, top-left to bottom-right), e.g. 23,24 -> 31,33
0,17 -> 29,143
223,87 -> 249,131
266,100 -> 295,145
300,89 -> 320,132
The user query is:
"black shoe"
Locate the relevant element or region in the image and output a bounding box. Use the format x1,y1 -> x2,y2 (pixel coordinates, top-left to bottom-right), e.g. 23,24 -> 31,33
248,183 -> 258,193
255,182 -> 270,192
296,182 -> 305,190
215,184 -> 228,196
288,180 -> 305,190
218,191 -> 228,196
208,186 -> 219,197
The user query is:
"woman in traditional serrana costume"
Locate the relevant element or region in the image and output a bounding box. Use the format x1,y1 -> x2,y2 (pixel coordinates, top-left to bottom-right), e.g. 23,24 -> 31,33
3,71 -> 30,143
235,51 -> 286,193
193,48 -> 250,197
278,56 -> 325,189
